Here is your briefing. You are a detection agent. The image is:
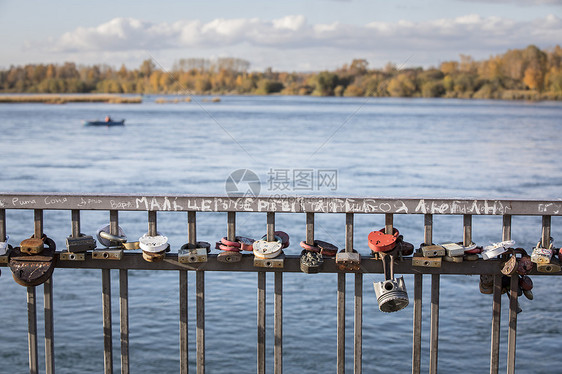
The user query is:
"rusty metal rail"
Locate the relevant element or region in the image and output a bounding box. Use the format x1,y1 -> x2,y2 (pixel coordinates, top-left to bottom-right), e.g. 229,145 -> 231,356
1,193 -> 561,374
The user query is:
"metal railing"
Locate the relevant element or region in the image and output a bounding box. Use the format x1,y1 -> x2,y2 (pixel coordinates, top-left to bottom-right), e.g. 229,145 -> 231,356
0,193 -> 561,374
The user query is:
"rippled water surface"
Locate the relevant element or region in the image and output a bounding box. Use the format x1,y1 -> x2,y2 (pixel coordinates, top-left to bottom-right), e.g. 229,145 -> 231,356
1,96 -> 562,373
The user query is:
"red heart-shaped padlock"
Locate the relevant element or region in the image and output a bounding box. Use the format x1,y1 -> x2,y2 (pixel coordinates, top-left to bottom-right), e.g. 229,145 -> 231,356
368,228 -> 399,252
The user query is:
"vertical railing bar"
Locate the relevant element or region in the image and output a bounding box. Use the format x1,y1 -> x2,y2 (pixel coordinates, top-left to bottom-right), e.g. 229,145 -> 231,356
102,210 -> 117,374
507,274 -> 518,374
119,269 -> 129,374
189,211 -> 197,244
306,212 -> 314,245
267,212 -> 275,242
347,213 -> 361,374
257,271 -> 266,374
196,270 -> 205,374
45,280 -> 55,374
428,212 -> 438,374
491,215 -> 511,374
28,286 -> 38,374
337,272 -> 345,374
429,274 -> 440,374
27,209 -> 42,374
227,211 -> 236,241
274,271 -> 283,374
0,208 -> 6,242
148,211 -> 157,236
71,209 -> 80,237
541,215 -> 551,248
463,214 -> 472,246
346,213 -> 353,252
413,214 -> 430,374
385,213 -> 393,235
490,274 -> 502,374
179,270 -> 188,374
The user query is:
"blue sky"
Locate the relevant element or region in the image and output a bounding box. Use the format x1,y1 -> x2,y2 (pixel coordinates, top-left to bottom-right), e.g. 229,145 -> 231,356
0,0 -> 560,71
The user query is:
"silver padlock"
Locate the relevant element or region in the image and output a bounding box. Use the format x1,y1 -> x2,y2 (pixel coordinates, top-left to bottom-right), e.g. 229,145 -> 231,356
0,236 -> 10,264
373,277 -> 409,313
442,242 -> 465,257
482,240 -> 514,260
66,234 -> 97,253
300,250 -> 323,274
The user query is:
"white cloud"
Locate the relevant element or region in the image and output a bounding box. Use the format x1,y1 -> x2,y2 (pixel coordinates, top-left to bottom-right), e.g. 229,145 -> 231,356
29,14 -> 562,70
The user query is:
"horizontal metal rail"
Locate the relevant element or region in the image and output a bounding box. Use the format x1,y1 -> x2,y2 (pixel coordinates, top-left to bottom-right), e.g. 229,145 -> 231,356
1,193 -> 562,215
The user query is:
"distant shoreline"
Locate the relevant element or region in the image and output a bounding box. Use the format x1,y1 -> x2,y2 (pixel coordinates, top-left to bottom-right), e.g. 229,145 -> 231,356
0,94 -> 142,104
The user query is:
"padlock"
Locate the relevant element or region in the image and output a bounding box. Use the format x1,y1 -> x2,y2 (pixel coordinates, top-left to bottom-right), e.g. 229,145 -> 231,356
421,244 -> 445,258
519,275 -> 533,291
8,238 -> 56,287
531,242 -> 553,264
412,253 -> 442,268
368,228 -> 399,253
0,236 -> 11,264
139,233 -> 169,263
315,240 -> 338,257
335,250 -> 361,272
479,274 -> 494,294
254,252 -> 285,268
236,236 -> 255,251
300,250 -> 324,274
482,240 -> 514,260
396,239 -> 414,257
442,242 -> 465,257
96,224 -> 127,247
536,257 -> 561,273
273,231 -> 290,249
465,254 -> 479,261
92,249 -> 123,260
443,255 -> 463,263
20,235 -> 46,255
217,250 -> 242,263
517,256 -> 533,275
253,237 -> 283,259
501,254 -> 518,276
463,242 -> 481,255
60,252 -> 85,261
523,289 -> 534,300
373,277 -> 409,313
66,234 -> 97,253
179,242 -> 211,263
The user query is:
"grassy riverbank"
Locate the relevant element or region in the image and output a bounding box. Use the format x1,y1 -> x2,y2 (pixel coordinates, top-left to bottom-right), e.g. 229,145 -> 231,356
0,94 -> 142,104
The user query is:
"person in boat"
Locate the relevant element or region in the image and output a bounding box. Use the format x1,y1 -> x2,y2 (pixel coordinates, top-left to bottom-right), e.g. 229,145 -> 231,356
105,115 -> 112,122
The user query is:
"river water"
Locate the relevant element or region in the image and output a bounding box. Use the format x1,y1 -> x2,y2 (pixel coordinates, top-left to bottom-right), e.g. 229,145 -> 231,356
0,96 -> 561,373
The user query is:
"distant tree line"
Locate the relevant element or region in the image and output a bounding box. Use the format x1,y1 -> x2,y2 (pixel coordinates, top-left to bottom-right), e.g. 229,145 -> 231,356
1,46 -> 561,100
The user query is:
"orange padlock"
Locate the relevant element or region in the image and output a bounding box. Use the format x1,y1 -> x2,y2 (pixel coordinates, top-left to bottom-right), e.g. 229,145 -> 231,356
368,228 -> 399,252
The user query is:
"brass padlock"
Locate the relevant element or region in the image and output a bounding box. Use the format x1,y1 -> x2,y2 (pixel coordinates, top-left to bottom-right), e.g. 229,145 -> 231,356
373,277 -> 409,313
254,252 -> 285,268
9,237 -> 57,287
501,254 -> 518,276
536,258 -> 561,273
300,250 -> 323,274
60,252 -> 85,261
335,250 -> 361,272
66,234 -> 97,253
92,249 -> 124,260
20,235 -> 46,255
412,253 -> 442,268
421,244 -> 445,258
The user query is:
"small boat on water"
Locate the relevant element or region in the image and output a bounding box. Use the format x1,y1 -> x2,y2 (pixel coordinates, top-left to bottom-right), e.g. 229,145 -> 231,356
83,119 -> 125,127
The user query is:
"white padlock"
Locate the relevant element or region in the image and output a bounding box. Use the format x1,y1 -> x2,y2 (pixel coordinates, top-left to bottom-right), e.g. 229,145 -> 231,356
482,240 -> 515,260
139,233 -> 169,253
253,236 -> 283,259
